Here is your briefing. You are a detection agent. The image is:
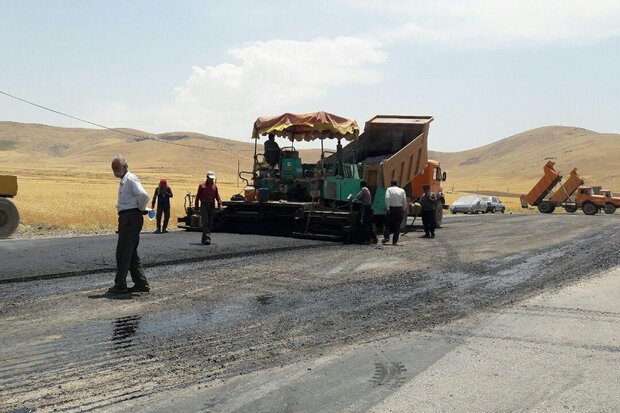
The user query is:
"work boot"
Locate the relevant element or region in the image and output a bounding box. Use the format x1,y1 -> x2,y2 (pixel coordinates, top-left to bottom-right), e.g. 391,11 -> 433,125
153,229 -> 161,234
128,284 -> 150,293
162,229 -> 168,233
421,234 -> 430,238
107,285 -> 128,294
381,238 -> 389,244
430,234 -> 435,238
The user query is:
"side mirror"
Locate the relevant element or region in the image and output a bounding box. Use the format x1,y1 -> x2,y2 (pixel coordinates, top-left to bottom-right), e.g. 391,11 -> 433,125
442,172 -> 447,181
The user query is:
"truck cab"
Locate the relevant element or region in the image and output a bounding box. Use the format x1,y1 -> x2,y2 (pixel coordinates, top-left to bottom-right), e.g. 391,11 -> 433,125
575,186 -> 608,215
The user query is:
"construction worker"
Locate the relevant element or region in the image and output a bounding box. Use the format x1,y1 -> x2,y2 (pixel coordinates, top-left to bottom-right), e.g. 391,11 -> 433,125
151,178 -> 173,233
382,180 -> 407,246
420,184 -> 437,238
109,154 -> 150,294
264,133 -> 281,168
354,180 -> 378,244
195,170 -> 222,245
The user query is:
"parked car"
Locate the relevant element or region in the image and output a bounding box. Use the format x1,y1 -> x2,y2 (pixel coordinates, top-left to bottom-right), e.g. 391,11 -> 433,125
480,196 -> 506,213
449,195 -> 488,214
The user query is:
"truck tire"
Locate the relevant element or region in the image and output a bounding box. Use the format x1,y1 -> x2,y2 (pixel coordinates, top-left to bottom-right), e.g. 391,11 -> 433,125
564,204 -> 578,213
582,202 -> 598,216
434,201 -> 443,228
604,203 -> 616,214
0,198 -> 19,238
537,201 -> 555,214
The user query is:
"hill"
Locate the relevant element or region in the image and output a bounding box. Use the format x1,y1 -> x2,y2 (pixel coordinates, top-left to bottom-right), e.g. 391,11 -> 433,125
430,126 -> 620,194
1,121 -> 619,230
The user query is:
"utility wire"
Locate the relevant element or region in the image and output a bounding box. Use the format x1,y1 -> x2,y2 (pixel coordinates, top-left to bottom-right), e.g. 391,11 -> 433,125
0,89 -> 255,153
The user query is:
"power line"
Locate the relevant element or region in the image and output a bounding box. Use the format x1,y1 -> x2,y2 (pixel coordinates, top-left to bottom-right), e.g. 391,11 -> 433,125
0,89 -> 255,154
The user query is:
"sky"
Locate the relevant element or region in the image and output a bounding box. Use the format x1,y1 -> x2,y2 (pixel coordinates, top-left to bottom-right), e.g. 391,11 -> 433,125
1,0 -> 620,152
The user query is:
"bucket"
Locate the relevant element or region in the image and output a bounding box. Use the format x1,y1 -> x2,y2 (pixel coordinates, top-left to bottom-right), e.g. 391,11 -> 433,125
244,188 -> 257,201
258,188 -> 269,202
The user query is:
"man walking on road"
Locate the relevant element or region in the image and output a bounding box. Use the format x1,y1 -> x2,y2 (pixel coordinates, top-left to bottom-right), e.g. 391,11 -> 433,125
195,170 -> 222,245
151,178 -> 173,233
420,184 -> 437,238
382,180 -> 407,245
109,154 -> 151,294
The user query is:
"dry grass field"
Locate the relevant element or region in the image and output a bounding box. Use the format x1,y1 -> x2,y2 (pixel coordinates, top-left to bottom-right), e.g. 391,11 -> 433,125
2,121 -> 619,231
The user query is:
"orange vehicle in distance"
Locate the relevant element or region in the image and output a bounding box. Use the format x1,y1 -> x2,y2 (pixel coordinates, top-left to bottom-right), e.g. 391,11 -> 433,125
574,186 -> 620,215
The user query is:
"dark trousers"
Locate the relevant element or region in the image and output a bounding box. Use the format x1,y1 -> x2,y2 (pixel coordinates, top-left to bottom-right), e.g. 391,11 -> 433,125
361,205 -> 377,243
383,206 -> 404,244
115,210 -> 148,288
156,207 -> 170,231
201,203 -> 215,242
422,210 -> 436,236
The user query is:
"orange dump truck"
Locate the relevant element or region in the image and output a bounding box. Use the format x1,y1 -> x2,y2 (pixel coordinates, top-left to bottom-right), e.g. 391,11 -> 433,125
573,186 -> 620,215
520,161 -> 584,213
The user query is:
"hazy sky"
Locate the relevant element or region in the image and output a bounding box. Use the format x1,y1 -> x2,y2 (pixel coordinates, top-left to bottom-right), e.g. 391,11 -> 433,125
1,0 -> 619,151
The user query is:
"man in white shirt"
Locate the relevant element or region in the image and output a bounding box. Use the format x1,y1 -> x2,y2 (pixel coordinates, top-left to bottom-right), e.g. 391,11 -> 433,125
382,179 -> 407,245
109,154 -> 151,294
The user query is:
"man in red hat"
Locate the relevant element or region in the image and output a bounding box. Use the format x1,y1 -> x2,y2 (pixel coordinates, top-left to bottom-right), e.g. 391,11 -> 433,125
151,178 -> 173,233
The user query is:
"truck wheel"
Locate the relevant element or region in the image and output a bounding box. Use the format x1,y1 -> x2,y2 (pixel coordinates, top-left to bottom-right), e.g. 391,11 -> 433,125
0,198 -> 20,238
564,204 -> 578,213
434,201 -> 443,228
604,203 -> 616,214
537,202 -> 555,214
582,202 -> 598,215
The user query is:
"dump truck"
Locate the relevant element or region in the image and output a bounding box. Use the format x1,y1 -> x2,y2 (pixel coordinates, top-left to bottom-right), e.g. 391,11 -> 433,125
572,186 -> 620,215
0,175 -> 19,238
520,161 -> 584,213
599,190 -> 620,214
178,112 -> 447,240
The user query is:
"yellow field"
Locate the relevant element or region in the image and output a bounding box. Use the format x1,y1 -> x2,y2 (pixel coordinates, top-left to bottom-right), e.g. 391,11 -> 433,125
11,174 -> 536,234
11,172 -> 244,232
4,121 -> 619,232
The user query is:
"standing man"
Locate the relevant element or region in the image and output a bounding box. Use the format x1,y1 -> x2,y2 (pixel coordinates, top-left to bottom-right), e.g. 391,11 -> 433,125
382,180 -> 407,246
420,184 -> 437,238
151,178 -> 173,233
354,180 -> 378,244
195,170 -> 222,245
109,154 -> 151,294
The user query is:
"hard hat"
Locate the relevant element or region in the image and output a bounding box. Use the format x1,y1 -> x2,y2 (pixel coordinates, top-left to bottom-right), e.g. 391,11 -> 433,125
206,170 -> 216,180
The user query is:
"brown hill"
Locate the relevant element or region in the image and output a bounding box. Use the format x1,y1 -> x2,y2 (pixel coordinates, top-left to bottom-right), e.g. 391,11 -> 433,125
430,126 -> 620,194
1,121 -> 619,195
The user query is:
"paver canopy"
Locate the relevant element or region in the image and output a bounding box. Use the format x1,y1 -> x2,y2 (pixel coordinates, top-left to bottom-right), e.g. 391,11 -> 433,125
251,111 -> 359,142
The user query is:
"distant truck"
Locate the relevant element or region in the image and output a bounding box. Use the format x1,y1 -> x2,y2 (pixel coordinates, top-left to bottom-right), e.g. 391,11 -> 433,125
0,175 -> 19,238
572,186 -> 620,215
520,161 -> 583,214
520,161 -> 619,215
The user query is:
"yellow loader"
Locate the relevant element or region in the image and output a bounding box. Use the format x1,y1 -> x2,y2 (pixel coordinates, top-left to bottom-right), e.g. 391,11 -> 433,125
0,175 -> 19,238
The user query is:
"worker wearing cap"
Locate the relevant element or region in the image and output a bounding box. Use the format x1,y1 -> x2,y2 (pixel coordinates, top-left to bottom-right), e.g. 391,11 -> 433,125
151,178 -> 173,233
382,180 -> 407,245
420,184 -> 437,238
109,154 -> 151,294
195,171 -> 222,245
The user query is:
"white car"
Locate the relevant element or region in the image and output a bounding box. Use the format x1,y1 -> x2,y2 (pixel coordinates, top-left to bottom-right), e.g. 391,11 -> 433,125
449,195 -> 488,214
480,196 -> 506,213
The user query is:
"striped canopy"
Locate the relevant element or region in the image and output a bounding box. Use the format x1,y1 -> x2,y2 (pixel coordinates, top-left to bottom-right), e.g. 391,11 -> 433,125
251,111 -> 359,142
